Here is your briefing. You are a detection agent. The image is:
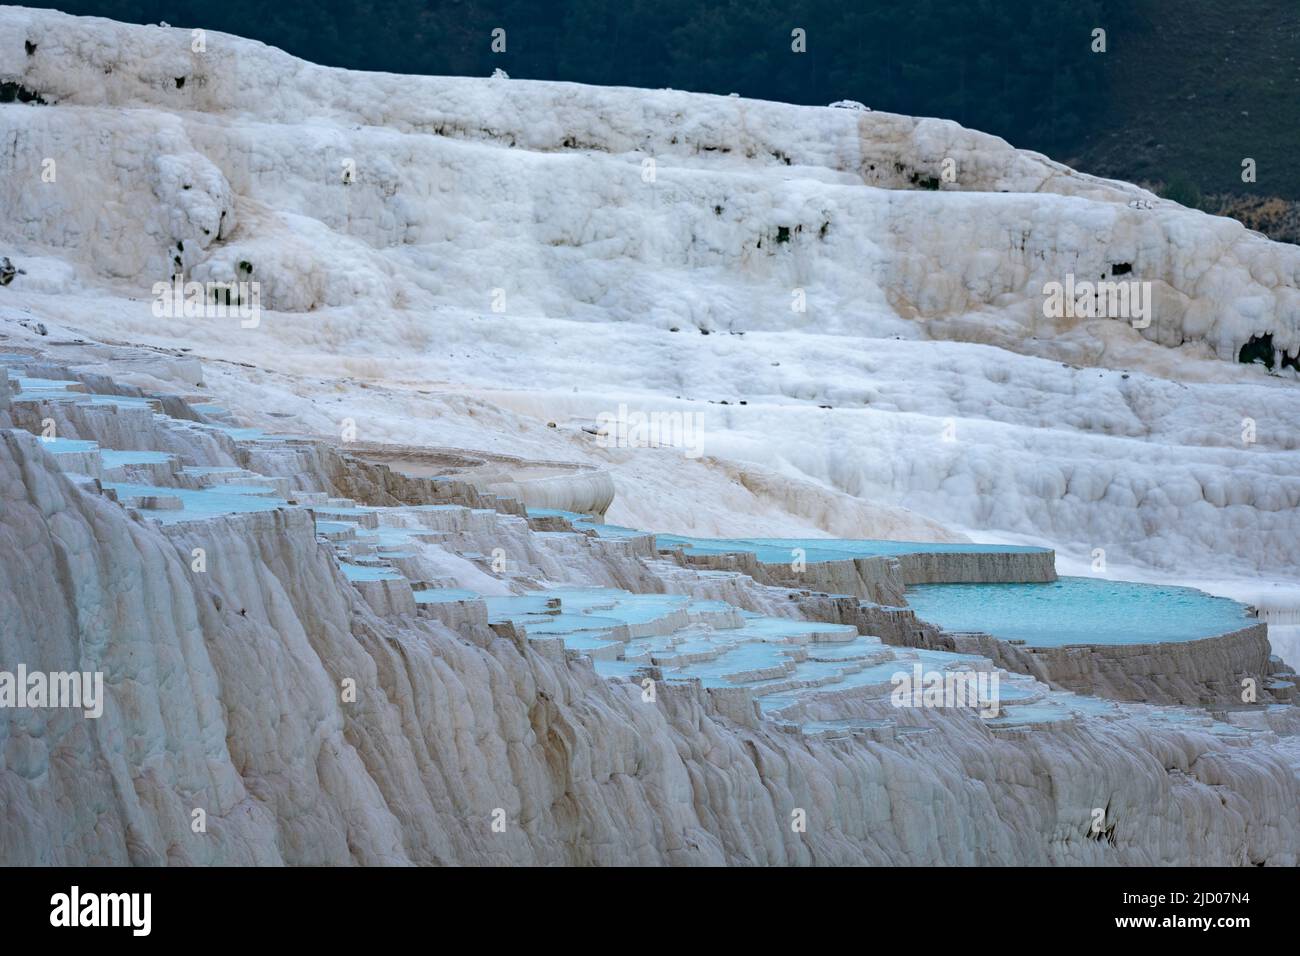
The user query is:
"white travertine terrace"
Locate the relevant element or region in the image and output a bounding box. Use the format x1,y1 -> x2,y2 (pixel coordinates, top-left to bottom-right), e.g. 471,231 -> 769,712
0,8 -> 1298,866
0,345 -> 1296,866
2,9 -> 1299,588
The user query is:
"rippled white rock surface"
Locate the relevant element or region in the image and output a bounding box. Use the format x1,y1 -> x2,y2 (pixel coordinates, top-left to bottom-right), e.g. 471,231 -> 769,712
0,344 -> 1296,866
3,7 -> 1300,587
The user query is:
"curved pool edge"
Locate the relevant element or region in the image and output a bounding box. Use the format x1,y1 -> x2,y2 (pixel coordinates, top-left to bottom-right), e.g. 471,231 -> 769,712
904,622 -> 1294,708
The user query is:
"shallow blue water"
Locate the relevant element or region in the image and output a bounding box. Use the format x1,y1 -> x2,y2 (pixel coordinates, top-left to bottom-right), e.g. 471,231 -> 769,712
339,563 -> 404,582
182,466 -> 245,476
526,508 -> 648,539
17,377 -> 81,390
523,509 -> 1049,562
486,594 -> 562,622
314,520 -> 355,534
104,482 -> 283,523
100,449 -> 174,466
86,395 -> 154,408
41,437 -> 99,453
657,534 -> 1048,564
196,483 -> 277,496
905,577 -> 1252,646
12,390 -> 82,402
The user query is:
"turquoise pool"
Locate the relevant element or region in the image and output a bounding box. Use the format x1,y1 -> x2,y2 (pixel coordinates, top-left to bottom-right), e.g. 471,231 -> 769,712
905,577 -> 1253,647
100,449 -> 174,467
523,509 -> 1049,562
657,534 -> 1048,564
104,482 -> 284,523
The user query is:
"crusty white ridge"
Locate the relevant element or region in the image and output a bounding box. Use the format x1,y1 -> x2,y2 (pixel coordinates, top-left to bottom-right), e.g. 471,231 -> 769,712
1,412 -> 1297,865
4,6 -> 1300,359
1,7 -> 1298,591
1,8 -> 1299,867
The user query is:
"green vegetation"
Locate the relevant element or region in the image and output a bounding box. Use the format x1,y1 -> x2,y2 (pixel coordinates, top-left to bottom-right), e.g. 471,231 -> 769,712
1159,171 -> 1203,210
1075,0 -> 1300,199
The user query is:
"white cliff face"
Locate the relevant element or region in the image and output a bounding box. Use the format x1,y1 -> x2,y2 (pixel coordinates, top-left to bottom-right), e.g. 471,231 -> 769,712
2,8 -> 1298,598
4,7 -> 1300,359
1,423 -> 1297,866
0,10 -> 1299,867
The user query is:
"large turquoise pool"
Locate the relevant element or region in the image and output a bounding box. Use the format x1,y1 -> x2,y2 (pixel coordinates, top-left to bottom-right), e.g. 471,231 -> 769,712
905,577 -> 1253,647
